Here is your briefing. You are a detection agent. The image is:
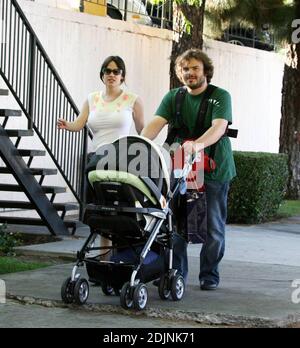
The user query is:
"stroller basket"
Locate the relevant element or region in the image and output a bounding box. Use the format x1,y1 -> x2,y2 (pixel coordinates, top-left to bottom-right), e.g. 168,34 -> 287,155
85,253 -> 164,289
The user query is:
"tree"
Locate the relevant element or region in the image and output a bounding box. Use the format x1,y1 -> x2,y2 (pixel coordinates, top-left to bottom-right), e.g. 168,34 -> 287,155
169,0 -> 239,85
170,0 -> 206,88
212,0 -> 300,198
280,2 -> 300,199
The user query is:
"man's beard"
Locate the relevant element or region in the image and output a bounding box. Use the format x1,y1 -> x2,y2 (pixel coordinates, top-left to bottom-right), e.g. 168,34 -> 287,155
185,76 -> 206,90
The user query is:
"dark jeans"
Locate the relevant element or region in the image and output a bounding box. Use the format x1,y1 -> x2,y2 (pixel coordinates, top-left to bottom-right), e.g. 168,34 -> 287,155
173,180 -> 230,285
199,180 -> 230,285
173,233 -> 188,282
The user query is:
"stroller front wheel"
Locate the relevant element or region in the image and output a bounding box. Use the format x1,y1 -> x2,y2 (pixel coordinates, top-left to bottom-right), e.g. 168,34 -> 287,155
158,275 -> 171,300
120,282 -> 134,309
61,277 -> 75,304
133,283 -> 148,311
171,274 -> 185,301
74,278 -> 89,305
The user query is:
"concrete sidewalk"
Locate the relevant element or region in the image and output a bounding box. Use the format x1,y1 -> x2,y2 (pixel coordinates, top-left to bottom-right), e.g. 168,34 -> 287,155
1,217 -> 300,327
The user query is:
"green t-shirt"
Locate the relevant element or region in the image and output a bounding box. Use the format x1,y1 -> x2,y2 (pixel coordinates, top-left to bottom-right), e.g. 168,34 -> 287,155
155,85 -> 236,182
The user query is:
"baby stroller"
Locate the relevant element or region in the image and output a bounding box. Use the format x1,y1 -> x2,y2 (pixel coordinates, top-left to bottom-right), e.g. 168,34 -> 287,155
61,135 -> 195,310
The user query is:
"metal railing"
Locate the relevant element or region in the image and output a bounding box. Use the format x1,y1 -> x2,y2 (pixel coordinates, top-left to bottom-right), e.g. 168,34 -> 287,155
0,0 -> 88,205
81,0 -> 276,49
223,25 -> 274,51
145,0 -> 172,29
80,0 -> 173,29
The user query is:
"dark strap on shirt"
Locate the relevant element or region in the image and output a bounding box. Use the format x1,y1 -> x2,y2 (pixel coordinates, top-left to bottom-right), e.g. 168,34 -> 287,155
192,84 -> 218,139
166,84 -> 217,145
165,87 -> 188,145
165,85 -> 238,159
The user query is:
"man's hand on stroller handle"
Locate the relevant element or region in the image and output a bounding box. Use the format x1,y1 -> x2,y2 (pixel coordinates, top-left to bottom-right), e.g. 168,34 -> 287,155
174,141 -> 203,182
182,141 -> 203,165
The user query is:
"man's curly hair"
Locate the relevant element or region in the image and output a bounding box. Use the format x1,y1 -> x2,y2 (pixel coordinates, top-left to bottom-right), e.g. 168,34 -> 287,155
175,48 -> 214,84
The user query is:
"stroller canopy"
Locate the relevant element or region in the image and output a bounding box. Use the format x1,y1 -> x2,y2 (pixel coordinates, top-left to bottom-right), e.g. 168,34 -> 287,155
87,135 -> 171,202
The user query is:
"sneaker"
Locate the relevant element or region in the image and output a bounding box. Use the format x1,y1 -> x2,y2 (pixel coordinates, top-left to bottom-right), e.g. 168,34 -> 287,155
200,280 -> 218,290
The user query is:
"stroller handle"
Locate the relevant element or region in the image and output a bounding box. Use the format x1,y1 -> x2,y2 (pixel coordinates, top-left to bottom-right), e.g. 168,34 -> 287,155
176,152 -> 197,181
168,152 -> 198,200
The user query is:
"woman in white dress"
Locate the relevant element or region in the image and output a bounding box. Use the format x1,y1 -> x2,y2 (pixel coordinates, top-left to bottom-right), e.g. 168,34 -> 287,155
57,56 -> 144,259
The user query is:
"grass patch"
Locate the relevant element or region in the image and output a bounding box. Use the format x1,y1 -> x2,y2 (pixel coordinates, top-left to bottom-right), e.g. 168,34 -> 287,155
277,200 -> 300,218
0,256 -> 50,274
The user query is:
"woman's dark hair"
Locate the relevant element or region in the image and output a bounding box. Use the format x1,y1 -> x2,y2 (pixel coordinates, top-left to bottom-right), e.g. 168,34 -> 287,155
175,48 -> 214,83
99,56 -> 126,83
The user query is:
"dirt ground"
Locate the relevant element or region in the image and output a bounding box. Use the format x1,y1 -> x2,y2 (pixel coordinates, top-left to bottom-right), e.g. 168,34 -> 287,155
17,233 -> 61,246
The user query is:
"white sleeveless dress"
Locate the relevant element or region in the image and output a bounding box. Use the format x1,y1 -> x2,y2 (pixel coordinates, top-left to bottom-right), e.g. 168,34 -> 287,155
87,90 -> 138,152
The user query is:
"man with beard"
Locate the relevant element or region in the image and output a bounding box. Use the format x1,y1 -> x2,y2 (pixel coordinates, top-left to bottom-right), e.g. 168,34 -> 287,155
142,48 -> 236,290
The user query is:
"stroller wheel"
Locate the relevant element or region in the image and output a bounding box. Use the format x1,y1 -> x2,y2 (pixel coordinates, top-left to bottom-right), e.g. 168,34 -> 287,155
171,274 -> 185,301
74,278 -> 89,305
61,277 -> 75,304
101,283 -> 114,296
158,276 -> 171,300
120,282 -> 134,309
133,283 -> 148,311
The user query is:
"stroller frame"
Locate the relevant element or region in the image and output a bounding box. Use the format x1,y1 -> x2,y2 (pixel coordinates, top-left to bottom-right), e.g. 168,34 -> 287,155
61,137 -> 194,311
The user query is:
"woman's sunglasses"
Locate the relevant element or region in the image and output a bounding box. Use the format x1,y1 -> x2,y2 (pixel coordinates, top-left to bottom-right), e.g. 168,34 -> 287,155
102,68 -> 122,76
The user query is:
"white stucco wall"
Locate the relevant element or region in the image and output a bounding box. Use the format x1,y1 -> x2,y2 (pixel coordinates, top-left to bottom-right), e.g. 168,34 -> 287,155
26,1 -> 285,153
0,0 -> 284,212
20,0 -> 173,126
2,0 -> 285,152
204,40 -> 284,153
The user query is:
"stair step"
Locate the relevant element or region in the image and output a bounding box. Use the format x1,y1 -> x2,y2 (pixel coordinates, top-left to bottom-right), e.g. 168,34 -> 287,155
0,216 -> 80,232
0,217 -> 48,227
0,89 -> 9,96
0,109 -> 22,116
4,129 -> 34,137
0,200 -> 78,211
0,167 -> 58,175
0,184 -> 66,194
17,149 -> 46,157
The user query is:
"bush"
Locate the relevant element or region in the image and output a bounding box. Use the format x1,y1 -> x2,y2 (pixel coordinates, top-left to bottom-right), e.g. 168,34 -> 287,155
0,224 -> 20,256
227,151 -> 288,224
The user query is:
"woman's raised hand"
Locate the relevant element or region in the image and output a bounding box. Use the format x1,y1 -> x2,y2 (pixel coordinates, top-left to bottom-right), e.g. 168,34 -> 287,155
57,118 -> 69,130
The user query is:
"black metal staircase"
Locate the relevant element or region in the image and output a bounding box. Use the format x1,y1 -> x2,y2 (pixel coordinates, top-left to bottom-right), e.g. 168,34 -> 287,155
0,0 -> 89,235
0,89 -> 78,235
